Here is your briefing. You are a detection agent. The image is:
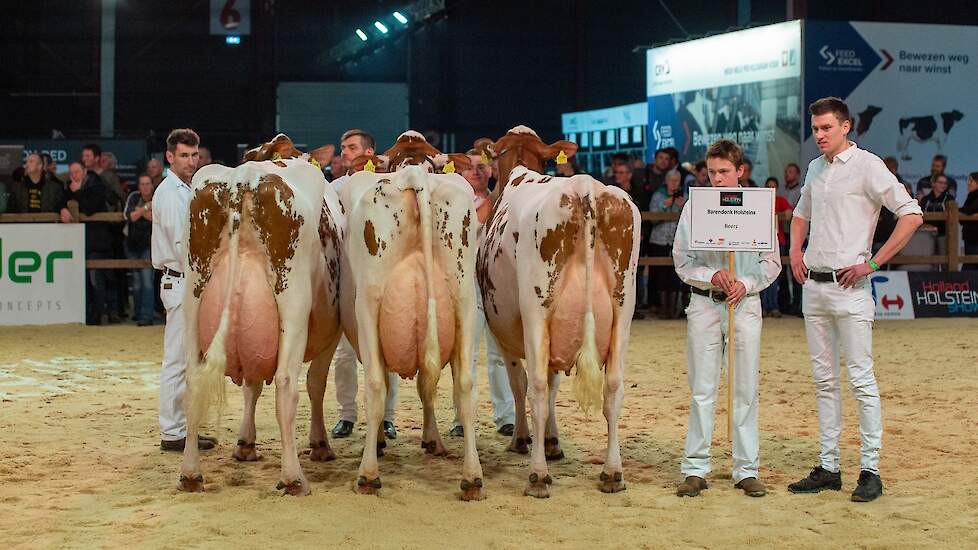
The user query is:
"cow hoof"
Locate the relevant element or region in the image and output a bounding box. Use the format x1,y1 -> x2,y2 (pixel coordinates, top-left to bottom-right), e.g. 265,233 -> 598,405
421,439 -> 447,456
276,479 -> 310,496
599,471 -> 626,493
459,478 -> 486,501
544,437 -> 564,461
178,474 -> 204,493
507,436 -> 531,455
233,440 -> 261,462
309,441 -> 336,462
355,475 -> 382,495
523,472 -> 553,499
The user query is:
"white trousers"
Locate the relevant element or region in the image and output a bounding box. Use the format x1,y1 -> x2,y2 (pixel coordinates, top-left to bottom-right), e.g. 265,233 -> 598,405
802,279 -> 881,474
159,273 -> 187,441
452,283 -> 515,429
333,335 -> 398,423
681,294 -> 762,483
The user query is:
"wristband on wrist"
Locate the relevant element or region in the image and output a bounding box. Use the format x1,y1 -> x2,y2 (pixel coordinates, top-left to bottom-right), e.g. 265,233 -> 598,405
868,259 -> 880,271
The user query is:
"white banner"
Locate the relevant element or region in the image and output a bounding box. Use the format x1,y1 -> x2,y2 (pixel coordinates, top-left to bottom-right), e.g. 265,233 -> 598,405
688,187 -> 776,252
646,20 -> 801,97
0,224 -> 85,325
869,271 -> 915,320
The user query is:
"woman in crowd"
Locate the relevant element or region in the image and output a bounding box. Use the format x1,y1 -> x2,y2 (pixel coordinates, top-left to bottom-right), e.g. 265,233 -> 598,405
761,176 -> 793,318
960,172 -> 978,270
124,173 -> 156,326
648,169 -> 686,319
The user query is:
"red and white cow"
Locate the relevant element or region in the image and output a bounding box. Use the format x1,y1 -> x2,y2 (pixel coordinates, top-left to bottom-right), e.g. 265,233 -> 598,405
478,126 -> 640,497
337,131 -> 485,500
178,134 -> 344,496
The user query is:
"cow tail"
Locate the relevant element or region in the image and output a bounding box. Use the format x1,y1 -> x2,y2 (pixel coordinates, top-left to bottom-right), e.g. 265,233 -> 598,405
573,186 -> 604,419
187,195 -> 239,434
414,169 -> 442,404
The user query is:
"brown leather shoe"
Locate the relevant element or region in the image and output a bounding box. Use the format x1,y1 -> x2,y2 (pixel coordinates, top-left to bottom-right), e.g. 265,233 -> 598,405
735,477 -> 767,497
160,436 -> 217,452
676,475 -> 708,497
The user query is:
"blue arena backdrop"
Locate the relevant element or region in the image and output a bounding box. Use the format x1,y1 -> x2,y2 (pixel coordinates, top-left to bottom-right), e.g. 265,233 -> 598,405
645,21 -> 803,184
802,21 -> 978,196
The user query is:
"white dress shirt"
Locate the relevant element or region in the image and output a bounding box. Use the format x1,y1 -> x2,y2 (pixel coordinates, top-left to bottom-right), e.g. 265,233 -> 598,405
151,172 -> 193,272
672,202 -> 782,295
793,142 -> 922,272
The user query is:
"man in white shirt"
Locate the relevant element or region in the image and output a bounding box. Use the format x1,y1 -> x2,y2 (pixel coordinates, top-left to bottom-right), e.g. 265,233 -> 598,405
330,128 -> 400,441
673,139 -> 781,498
449,150 -> 515,438
788,97 -> 922,502
151,128 -> 215,452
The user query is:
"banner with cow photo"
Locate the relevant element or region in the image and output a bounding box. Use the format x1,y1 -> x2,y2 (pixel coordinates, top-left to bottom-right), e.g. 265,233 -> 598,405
802,21 -> 978,197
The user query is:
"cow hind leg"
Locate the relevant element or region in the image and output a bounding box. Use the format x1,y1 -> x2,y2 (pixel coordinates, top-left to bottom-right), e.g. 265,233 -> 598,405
502,354 -> 531,454
523,322 -> 553,498
599,316 -> 628,494
307,349 -> 337,462
418,374 -> 447,456
354,302 -> 386,495
233,380 -> 263,461
452,351 -> 485,501
274,329 -> 311,496
544,370 -> 564,461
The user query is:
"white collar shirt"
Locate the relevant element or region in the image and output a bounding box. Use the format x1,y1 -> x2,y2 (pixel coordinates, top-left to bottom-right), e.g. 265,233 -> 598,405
793,142 -> 921,271
151,172 -> 193,272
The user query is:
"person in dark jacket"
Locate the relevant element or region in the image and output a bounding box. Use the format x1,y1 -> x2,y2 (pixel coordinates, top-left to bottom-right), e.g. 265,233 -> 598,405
8,153 -> 64,213
61,161 -> 110,325
961,172 -> 978,270
124,174 -> 156,325
919,173 -> 952,262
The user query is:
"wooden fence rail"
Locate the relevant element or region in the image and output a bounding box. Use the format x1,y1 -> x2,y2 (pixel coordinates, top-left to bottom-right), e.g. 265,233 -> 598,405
3,203 -> 977,270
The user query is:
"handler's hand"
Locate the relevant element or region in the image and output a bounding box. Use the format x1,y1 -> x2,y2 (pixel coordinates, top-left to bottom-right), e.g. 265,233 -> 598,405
790,248 -> 807,284
711,270 -> 735,293
726,281 -> 747,307
59,208 -> 73,224
837,262 -> 874,288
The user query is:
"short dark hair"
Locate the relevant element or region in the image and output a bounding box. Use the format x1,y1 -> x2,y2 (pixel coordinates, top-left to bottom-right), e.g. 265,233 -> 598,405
694,160 -> 706,171
82,143 -> 102,158
341,129 -> 375,150
809,96 -> 851,125
743,158 -> 753,168
69,161 -> 83,170
968,171 -> 978,182
765,176 -> 779,186
705,139 -> 744,168
785,162 -> 800,172
610,152 -> 629,164
166,128 -> 200,153
654,148 -> 670,158
663,147 -> 679,161
933,154 -> 947,164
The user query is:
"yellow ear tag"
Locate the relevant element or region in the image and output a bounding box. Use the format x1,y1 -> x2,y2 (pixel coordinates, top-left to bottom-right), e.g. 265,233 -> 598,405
272,151 -> 282,160
556,150 -> 568,165
364,159 -> 376,173
309,157 -> 320,169
443,160 -> 456,174
481,150 -> 491,165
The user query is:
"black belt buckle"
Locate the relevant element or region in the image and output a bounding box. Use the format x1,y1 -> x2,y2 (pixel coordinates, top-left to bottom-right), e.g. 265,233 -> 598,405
164,267 -> 183,278
692,286 -> 728,303
808,270 -> 837,283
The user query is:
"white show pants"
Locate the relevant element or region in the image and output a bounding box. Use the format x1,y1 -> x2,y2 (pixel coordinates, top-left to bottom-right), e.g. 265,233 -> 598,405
452,282 -> 516,429
159,273 -> 188,441
681,294 -> 762,483
802,279 -> 881,474
333,335 -> 398,423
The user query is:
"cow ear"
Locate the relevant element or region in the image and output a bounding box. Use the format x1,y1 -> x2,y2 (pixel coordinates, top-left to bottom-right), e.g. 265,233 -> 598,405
351,154 -> 382,173
545,140 -> 578,162
446,153 -> 472,173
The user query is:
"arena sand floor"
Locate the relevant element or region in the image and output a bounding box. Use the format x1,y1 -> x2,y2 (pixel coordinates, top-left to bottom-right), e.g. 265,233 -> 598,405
0,318 -> 975,548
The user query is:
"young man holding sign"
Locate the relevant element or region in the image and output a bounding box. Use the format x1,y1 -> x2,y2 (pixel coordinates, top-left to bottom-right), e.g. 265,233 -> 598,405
672,140 -> 782,497
788,98 -> 922,502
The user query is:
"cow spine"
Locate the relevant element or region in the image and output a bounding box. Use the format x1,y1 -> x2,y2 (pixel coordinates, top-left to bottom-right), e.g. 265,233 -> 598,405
413,167 -> 442,403
573,187 -> 604,418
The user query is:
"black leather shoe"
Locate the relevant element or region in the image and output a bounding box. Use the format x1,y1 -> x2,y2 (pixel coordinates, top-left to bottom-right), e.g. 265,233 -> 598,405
383,421 -> 397,440
497,423 -> 515,436
788,466 -> 842,493
449,425 -> 464,438
331,420 -> 354,438
160,436 -> 216,452
851,470 -> 884,502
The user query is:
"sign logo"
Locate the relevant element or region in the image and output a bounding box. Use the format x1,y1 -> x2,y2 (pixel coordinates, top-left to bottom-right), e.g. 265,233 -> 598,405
654,60 -> 671,77
881,294 -> 904,310
719,191 -> 743,206
0,239 -> 73,284
819,45 -> 864,67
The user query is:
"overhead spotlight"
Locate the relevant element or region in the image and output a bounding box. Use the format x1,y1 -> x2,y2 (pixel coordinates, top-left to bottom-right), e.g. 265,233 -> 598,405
393,11 -> 409,24
374,21 -> 389,34
355,28 -> 368,41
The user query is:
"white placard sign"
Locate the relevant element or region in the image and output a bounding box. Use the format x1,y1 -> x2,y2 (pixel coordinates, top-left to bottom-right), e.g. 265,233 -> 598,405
688,187 -> 776,252
0,224 -> 86,325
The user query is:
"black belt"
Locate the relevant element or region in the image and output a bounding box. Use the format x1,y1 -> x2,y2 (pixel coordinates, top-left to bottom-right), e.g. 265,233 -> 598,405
162,267 -> 184,278
808,270 -> 838,283
691,286 -> 728,302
